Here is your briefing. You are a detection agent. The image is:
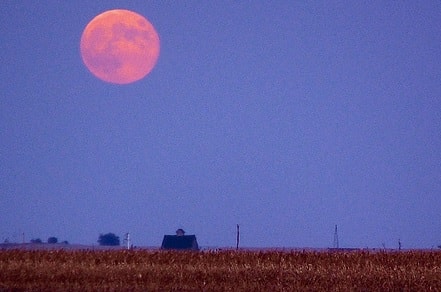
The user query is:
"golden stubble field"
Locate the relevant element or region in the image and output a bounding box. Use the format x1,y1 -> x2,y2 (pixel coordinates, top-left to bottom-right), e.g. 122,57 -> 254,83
1,249 -> 441,291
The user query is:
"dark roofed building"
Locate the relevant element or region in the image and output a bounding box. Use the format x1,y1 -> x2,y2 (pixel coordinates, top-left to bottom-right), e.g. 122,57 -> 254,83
161,229 -> 199,250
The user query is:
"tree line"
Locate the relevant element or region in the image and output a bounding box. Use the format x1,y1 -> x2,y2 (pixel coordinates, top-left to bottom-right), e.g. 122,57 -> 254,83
25,233 -> 120,246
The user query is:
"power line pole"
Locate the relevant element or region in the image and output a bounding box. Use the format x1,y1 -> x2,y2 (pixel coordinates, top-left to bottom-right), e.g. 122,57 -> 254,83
124,232 -> 131,250
236,224 -> 240,250
333,225 -> 339,249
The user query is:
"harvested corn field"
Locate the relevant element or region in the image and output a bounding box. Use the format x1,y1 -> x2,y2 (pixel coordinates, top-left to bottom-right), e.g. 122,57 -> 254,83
1,249 -> 441,290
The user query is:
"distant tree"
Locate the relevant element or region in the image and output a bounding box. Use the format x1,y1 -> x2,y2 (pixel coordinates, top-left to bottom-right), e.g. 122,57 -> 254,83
438,245 -> 441,249
48,237 -> 58,244
30,238 -> 42,244
97,233 -> 120,246
61,240 -> 69,244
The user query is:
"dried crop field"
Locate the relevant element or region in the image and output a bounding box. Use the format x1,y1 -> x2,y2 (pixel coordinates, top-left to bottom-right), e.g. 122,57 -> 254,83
1,249 -> 441,290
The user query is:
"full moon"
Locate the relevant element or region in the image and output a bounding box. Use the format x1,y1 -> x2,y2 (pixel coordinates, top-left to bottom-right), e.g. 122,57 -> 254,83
80,9 -> 160,84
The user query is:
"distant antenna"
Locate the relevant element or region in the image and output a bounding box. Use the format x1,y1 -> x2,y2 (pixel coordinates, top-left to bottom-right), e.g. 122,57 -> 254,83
236,224 -> 240,250
333,225 -> 339,248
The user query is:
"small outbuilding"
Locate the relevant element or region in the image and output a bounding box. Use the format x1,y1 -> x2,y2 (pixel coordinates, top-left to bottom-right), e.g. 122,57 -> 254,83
161,229 -> 199,251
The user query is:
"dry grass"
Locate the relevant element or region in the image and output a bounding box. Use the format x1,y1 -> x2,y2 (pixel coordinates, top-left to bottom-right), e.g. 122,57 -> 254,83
1,249 -> 441,291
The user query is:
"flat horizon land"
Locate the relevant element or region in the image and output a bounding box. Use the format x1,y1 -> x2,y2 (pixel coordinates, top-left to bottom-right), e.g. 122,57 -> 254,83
1,248 -> 441,290
0,242 -> 418,252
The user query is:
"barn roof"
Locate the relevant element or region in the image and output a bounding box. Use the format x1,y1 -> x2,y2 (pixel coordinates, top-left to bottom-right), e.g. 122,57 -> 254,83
161,235 -> 199,250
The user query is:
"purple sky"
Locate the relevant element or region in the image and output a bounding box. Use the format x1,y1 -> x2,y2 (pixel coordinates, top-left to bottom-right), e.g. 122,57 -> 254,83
1,1 -> 441,249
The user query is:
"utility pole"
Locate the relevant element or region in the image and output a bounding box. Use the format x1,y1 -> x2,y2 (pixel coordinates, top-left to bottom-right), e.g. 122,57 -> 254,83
333,225 -> 339,249
236,224 -> 240,250
124,233 -> 131,250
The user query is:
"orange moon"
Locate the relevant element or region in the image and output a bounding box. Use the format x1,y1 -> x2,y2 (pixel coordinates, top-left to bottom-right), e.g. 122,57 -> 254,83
80,9 -> 160,84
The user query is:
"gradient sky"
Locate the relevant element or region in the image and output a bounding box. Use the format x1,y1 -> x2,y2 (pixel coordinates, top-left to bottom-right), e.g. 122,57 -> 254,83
1,1 -> 441,249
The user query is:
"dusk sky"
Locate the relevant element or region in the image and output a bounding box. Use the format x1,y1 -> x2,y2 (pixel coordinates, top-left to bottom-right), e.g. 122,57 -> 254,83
1,1 -> 441,249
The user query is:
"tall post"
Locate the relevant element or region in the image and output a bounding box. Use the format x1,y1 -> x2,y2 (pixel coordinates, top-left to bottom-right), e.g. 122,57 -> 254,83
333,225 -> 339,249
236,224 -> 240,250
124,233 -> 130,250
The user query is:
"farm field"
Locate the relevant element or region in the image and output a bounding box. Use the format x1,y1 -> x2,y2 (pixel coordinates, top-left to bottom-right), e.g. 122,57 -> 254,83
1,249 -> 441,290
